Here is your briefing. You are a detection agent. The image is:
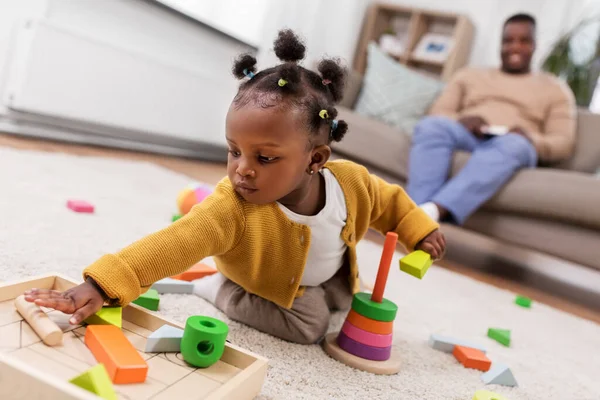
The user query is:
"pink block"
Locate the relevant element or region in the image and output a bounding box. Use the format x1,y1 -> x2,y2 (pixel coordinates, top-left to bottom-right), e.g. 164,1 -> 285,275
67,200 -> 95,213
341,320 -> 393,348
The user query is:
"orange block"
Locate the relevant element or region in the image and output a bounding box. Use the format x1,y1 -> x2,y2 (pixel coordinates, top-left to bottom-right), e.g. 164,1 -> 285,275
453,345 -> 491,372
85,325 -> 148,384
171,263 -> 217,281
346,309 -> 393,335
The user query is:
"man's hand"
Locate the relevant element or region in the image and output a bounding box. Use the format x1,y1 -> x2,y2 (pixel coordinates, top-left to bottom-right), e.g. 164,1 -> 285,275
23,279 -> 106,325
509,126 -> 532,142
415,229 -> 446,260
458,116 -> 489,138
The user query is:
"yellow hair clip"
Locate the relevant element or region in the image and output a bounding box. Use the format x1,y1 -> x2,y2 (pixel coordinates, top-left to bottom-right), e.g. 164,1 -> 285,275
319,110 -> 329,119
278,78 -> 288,87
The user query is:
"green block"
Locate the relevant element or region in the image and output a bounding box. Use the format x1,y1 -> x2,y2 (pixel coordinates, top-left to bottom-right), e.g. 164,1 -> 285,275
84,306 -> 122,328
181,316 -> 228,368
515,295 -> 532,308
132,289 -> 160,311
351,292 -> 398,322
487,328 -> 511,347
399,250 -> 432,279
472,390 -> 509,400
172,214 -> 182,222
69,364 -> 117,400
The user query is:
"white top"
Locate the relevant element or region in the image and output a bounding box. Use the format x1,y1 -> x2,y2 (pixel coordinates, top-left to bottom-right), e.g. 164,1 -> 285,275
277,168 -> 348,286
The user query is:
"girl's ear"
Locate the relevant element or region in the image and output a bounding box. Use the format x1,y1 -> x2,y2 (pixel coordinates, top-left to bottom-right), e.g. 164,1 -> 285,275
308,144 -> 331,174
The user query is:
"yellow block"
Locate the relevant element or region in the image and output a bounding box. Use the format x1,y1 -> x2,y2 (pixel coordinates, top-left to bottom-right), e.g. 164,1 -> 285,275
399,250 -> 432,279
473,389 -> 509,400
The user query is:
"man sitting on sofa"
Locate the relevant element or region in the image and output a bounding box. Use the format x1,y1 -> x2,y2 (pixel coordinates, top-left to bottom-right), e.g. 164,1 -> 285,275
407,13 -> 576,224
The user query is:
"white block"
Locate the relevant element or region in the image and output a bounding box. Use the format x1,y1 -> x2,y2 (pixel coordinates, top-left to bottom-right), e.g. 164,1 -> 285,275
428,333 -> 487,353
484,125 -> 509,136
151,278 -> 193,294
145,324 -> 184,353
481,362 -> 518,387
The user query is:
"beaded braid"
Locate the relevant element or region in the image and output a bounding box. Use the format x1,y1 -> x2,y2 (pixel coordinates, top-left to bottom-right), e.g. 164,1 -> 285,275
230,29 -> 349,143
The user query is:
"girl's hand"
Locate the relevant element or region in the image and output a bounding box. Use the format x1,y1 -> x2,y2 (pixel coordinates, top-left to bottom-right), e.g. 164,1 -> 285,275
23,278 -> 106,325
416,229 -> 446,260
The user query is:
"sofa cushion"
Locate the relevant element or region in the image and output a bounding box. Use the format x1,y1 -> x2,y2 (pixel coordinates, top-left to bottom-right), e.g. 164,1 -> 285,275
332,107 -> 411,180
451,152 -> 600,230
354,42 -> 444,136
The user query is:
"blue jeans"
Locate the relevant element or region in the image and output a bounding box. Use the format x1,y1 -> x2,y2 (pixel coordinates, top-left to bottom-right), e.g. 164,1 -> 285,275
407,116 -> 537,225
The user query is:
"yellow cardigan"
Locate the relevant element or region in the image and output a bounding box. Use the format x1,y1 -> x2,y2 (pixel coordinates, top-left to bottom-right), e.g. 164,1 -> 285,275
83,160 -> 439,309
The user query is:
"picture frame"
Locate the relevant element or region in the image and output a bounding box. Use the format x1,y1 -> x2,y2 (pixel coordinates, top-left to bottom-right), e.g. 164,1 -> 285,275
413,33 -> 454,63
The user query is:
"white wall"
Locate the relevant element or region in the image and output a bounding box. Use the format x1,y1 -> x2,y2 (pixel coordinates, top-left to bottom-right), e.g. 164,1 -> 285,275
0,0 -> 256,157
374,0 -> 591,69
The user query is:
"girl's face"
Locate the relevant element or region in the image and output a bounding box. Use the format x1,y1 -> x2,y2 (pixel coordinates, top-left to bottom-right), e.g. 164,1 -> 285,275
225,104 -> 326,206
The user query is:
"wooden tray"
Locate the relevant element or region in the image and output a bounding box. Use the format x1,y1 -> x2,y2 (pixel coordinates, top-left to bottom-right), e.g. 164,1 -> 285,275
0,273 -> 268,399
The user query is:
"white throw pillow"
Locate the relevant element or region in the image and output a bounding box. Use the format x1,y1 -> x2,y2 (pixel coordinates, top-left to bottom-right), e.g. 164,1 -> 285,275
355,42 -> 445,136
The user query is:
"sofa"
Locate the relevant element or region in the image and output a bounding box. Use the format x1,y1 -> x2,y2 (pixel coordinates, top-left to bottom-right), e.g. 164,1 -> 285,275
331,71 -> 600,291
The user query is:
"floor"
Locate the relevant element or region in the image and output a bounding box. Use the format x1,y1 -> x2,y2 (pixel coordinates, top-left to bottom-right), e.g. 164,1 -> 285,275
1,132 -> 598,325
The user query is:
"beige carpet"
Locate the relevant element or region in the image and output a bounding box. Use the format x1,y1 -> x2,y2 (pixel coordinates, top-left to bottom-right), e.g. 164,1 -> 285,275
1,147 -> 598,400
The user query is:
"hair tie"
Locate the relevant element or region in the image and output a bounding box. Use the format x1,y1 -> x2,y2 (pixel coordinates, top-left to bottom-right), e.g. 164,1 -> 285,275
322,79 -> 332,86
319,110 -> 329,119
331,119 -> 338,130
278,78 -> 288,87
243,69 -> 255,79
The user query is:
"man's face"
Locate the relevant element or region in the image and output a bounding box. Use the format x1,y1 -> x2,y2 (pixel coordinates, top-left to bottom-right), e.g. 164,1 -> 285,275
501,21 -> 536,74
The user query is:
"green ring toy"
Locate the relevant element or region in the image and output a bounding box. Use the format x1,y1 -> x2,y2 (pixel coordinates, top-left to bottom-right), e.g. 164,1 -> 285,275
351,292 -> 398,322
180,316 -> 229,368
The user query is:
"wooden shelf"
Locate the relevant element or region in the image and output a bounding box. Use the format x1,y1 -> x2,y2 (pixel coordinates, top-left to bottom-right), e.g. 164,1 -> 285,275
353,2 -> 474,82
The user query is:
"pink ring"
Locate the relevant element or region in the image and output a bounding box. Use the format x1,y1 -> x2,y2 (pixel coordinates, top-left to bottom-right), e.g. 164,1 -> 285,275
341,320 -> 393,348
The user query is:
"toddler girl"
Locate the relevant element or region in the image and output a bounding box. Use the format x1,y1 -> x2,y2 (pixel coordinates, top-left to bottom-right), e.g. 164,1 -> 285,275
24,30 -> 445,344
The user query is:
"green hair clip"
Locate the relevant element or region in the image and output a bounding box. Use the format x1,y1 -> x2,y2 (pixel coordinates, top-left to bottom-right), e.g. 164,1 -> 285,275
278,78 -> 288,87
319,109 -> 329,119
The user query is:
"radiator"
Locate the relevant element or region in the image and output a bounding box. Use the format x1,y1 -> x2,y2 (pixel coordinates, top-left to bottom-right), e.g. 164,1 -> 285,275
3,18 -> 238,147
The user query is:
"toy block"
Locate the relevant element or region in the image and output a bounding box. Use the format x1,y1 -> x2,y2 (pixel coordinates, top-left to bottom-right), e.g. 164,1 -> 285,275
85,324 -> 148,384
151,278 -> 194,294
453,345 -> 491,372
132,288 -> 160,311
14,294 -> 63,346
341,320 -> 393,348
336,330 -> 391,361
482,362 -> 518,387
69,364 -> 117,400
84,306 -> 122,328
346,309 -> 393,335
472,389 -> 509,400
399,250 -> 432,279
67,200 -> 95,213
428,333 -> 487,353
172,214 -> 182,222
351,292 -> 398,322
171,263 -> 217,282
487,328 -> 511,347
515,295 -> 532,308
145,324 -> 184,352
181,316 -> 229,368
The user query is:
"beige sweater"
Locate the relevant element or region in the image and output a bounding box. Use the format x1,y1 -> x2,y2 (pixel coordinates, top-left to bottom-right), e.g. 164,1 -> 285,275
429,68 -> 577,162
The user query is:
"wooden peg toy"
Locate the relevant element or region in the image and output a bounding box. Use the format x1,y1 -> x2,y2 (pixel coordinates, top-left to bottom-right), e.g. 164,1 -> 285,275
14,295 -> 63,346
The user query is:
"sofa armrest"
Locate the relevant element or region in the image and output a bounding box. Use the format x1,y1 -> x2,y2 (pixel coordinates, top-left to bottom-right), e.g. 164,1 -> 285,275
555,109 -> 600,173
